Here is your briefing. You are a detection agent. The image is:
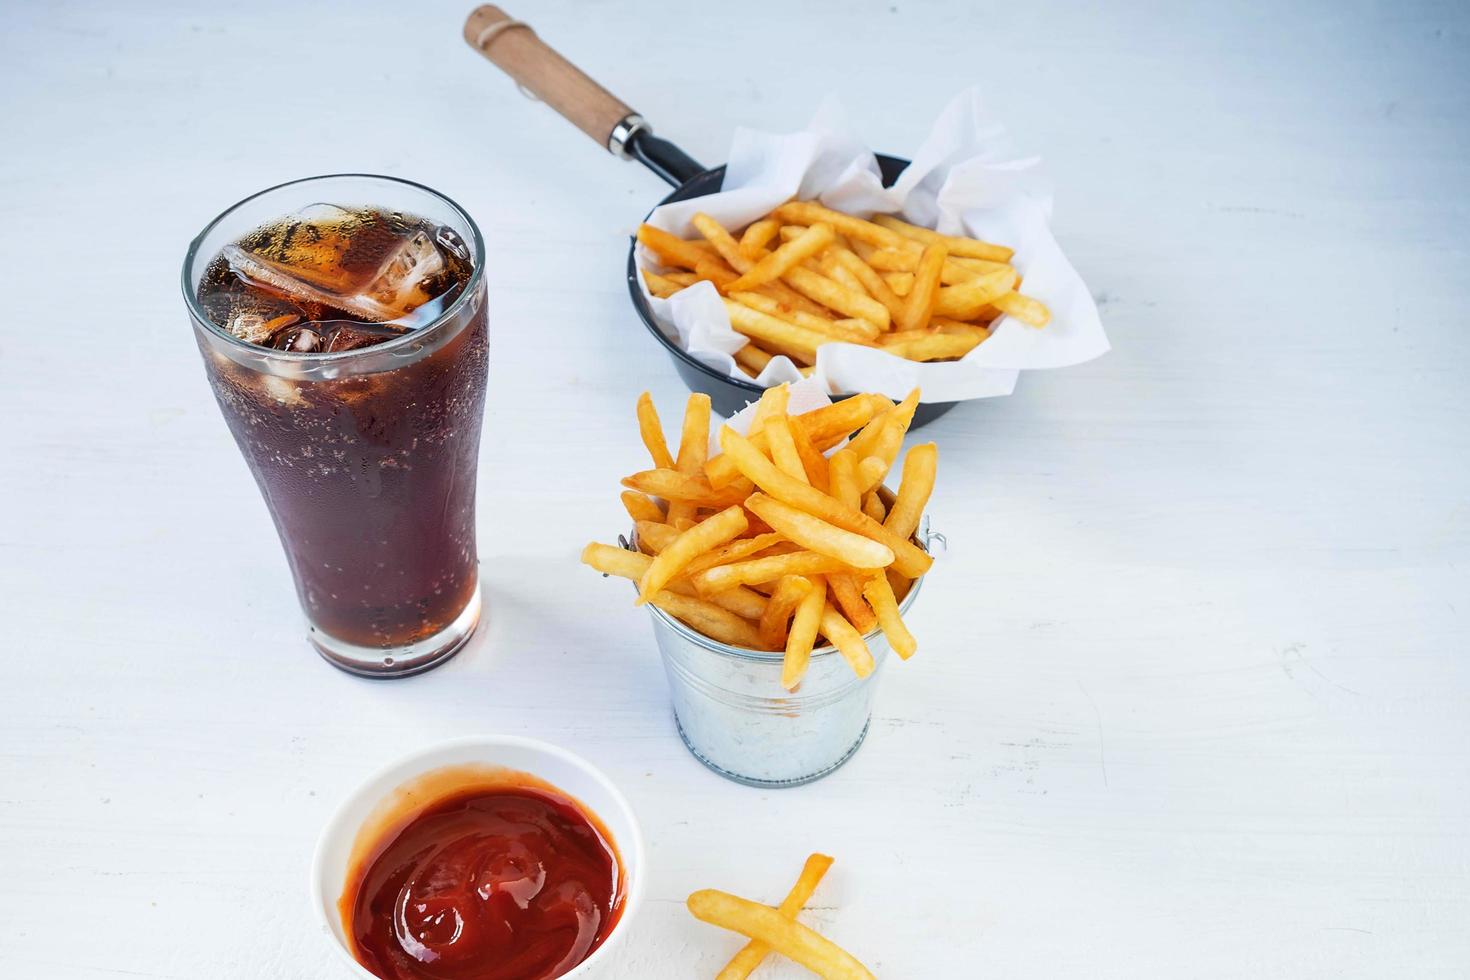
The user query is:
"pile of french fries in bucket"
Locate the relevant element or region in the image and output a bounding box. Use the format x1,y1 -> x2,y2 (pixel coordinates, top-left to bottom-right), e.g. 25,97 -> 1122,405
583,383 -> 936,690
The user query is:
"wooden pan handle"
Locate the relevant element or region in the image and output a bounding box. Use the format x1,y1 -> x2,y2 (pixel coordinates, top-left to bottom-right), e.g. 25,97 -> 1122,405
463,5 -> 640,153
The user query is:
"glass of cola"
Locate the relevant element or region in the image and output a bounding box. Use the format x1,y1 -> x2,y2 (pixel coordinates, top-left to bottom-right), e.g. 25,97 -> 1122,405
182,175 -> 488,678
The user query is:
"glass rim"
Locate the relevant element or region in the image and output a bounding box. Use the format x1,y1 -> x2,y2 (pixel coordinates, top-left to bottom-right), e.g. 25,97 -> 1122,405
180,173 -> 486,364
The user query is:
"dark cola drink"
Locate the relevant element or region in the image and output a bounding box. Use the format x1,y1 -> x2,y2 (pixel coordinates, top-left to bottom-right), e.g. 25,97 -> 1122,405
185,178 -> 487,677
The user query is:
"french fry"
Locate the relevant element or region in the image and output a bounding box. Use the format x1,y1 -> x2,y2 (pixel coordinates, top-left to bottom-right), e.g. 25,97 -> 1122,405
831,317 -> 877,337
704,394 -> 888,489
702,216 -> 845,322
634,519 -> 679,554
749,383 -> 790,436
951,255 -> 1013,277
636,391 -> 675,469
881,270 -> 914,295
650,591 -> 765,649
764,415 -> 807,484
580,543 -> 768,621
775,201 -> 909,252
687,889 -> 875,980
691,212 -> 756,271
819,251 -> 871,299
728,289 -> 832,328
690,220 -> 838,316
675,393 -> 711,472
757,575 -> 813,651
726,223 -> 836,292
861,491 -> 886,523
637,505 -> 748,604
782,265 -> 890,329
829,246 -> 905,320
886,567 -> 911,603
664,270 -> 699,285
864,573 -> 916,659
715,853 -> 835,980
734,343 -> 774,376
828,451 -> 859,510
684,532 -> 786,577
819,603 -> 875,677
637,224 -> 739,287
719,427 -> 933,578
828,572 -> 877,633
841,399 -> 901,461
745,493 -> 895,569
621,490 -> 665,524
884,442 -> 937,541
692,550 -> 851,596
622,469 -> 746,508
750,280 -> 833,318
580,541 -> 652,581
637,223 -> 709,269
825,440 -> 888,502
782,574 -> 827,689
931,317 -> 992,340
808,394 -> 894,446
861,243 -> 1001,287
738,217 -> 781,259
879,331 -> 983,361
864,389 -> 919,476
704,585 -> 772,622
933,265 -> 1017,319
896,241 -> 947,332
872,212 -> 1014,263
859,247 -> 916,272
731,291 -> 878,344
723,298 -> 827,364
641,268 -> 684,299
993,289 -> 1052,327
856,456 -> 888,496
788,417 -> 831,492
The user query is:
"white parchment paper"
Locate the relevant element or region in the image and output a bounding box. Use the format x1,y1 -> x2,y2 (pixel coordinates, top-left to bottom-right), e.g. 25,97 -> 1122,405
634,88 -> 1109,402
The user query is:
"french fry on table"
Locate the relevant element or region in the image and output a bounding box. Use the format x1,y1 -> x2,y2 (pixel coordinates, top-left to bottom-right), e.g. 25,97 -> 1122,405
688,885 -> 874,980
712,853 -> 836,980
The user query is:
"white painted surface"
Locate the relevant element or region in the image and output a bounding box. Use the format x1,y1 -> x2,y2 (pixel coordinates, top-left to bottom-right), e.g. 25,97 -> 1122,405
2,0 -> 1467,976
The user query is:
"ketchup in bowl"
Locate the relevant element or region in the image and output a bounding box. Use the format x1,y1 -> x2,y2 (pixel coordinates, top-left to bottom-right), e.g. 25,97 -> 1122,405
341,768 -> 625,980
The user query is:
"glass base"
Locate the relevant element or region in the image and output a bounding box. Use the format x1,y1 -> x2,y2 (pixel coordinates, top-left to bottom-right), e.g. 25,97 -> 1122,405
309,583 -> 482,679
672,709 -> 870,788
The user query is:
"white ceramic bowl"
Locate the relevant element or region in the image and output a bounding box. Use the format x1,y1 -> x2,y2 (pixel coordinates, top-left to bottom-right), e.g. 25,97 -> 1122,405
311,735 -> 645,979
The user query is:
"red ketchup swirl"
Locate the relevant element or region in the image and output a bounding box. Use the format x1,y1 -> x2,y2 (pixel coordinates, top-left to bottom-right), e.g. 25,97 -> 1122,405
347,786 -> 623,980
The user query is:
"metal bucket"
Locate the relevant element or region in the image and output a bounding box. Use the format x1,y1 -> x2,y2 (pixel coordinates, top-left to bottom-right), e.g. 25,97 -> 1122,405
645,562 -> 925,788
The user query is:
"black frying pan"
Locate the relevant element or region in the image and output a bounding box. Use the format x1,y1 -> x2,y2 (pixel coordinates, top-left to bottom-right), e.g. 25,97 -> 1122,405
463,6 -> 958,425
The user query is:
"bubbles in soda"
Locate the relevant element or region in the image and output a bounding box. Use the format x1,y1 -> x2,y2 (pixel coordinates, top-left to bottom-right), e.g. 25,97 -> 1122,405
197,204 -> 474,351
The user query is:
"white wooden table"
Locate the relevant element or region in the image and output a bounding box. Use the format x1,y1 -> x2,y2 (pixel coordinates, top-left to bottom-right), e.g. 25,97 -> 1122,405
3,1 -> 1467,976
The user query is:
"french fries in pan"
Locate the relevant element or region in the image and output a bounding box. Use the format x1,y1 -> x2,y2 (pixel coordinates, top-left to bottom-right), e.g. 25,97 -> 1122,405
582,385 -> 937,689
639,200 -> 1049,376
